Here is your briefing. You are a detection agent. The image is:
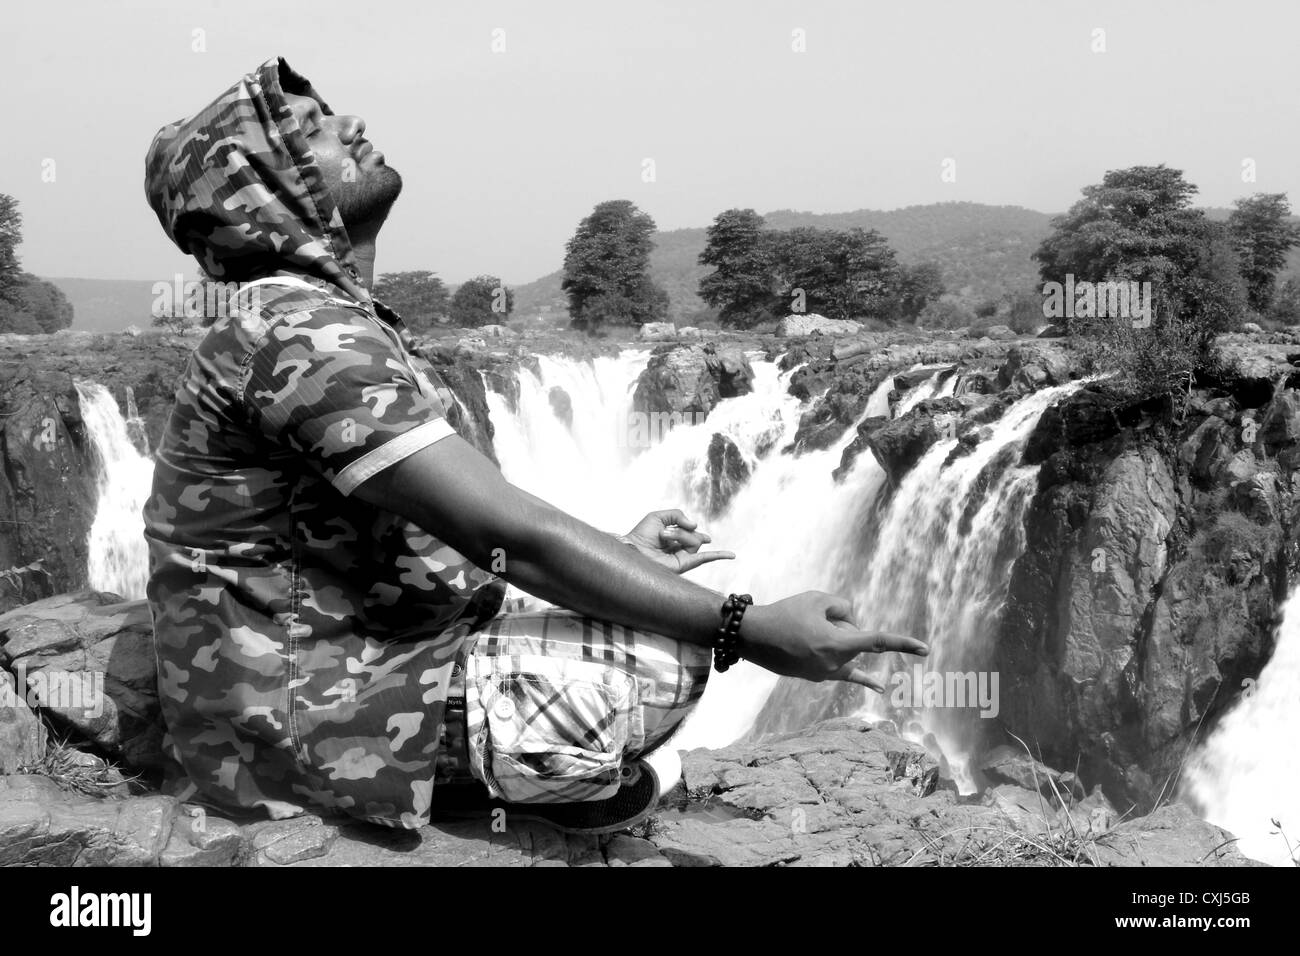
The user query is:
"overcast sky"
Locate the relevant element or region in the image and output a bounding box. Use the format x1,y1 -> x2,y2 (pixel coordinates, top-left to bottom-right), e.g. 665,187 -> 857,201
3,0 -> 1298,286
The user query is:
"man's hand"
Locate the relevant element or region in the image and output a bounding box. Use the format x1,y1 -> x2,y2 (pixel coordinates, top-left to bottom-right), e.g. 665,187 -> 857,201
620,509 -> 734,574
739,591 -> 929,691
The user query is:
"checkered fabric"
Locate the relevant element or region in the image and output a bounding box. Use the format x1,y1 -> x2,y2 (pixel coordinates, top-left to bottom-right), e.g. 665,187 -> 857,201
449,609 -> 711,803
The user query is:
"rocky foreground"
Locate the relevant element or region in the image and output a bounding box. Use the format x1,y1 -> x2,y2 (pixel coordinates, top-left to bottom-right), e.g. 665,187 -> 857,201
0,595 -> 1255,869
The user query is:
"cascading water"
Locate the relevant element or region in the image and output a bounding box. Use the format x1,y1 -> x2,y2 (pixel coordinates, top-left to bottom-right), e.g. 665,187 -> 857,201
74,381 -> 154,601
483,350 -> 1083,769
1184,591 -> 1300,866
487,350 -> 898,749
848,381 -> 1085,786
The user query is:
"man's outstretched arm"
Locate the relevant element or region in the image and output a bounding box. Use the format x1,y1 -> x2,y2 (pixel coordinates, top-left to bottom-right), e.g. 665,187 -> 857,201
354,433 -> 928,688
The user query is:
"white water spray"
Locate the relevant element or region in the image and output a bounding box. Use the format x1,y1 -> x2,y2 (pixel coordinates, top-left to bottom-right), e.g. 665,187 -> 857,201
74,382 -> 154,600
1185,592 -> 1300,866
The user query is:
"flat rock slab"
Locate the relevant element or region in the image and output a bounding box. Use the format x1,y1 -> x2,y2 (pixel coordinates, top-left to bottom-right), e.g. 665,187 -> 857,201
0,717 -> 1259,867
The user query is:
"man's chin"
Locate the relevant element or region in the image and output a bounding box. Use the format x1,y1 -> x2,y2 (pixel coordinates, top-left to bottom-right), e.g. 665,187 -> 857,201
338,165 -> 402,228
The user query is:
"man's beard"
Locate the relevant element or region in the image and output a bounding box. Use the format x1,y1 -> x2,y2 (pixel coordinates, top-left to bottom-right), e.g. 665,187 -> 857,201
337,164 -> 403,229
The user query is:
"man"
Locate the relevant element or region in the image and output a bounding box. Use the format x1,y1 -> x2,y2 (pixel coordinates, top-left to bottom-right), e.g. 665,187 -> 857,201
142,57 -> 926,831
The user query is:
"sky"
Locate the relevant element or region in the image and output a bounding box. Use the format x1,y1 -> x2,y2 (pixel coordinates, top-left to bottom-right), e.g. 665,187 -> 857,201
3,0 -> 1299,286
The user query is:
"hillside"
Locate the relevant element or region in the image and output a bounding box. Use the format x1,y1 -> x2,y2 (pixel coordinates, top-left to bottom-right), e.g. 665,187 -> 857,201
47,203 -> 1300,331
513,202 -> 1058,324
43,277 -> 159,332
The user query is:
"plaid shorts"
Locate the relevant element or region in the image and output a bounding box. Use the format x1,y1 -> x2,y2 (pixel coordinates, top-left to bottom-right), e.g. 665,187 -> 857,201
437,609 -> 711,803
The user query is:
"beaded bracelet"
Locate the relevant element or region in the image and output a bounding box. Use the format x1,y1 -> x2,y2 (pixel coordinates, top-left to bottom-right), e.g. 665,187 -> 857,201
713,593 -> 753,673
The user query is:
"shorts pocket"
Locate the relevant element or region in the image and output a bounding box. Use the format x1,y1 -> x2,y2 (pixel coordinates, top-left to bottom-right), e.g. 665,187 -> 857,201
468,657 -> 635,804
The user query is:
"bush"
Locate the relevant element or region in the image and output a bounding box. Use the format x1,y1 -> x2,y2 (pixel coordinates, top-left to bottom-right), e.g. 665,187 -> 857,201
1006,292 -> 1043,334
918,299 -> 976,330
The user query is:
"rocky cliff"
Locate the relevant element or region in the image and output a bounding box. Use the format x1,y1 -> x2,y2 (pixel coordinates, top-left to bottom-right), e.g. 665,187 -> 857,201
1001,348 -> 1298,813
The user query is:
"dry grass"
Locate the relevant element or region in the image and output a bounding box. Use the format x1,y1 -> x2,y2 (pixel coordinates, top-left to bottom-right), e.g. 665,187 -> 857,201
18,733 -> 139,798
903,734 -> 1135,867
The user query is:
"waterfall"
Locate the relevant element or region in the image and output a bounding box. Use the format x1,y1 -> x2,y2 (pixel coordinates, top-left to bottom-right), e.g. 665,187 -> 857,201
484,351 -> 1082,768
1184,591 -> 1300,866
74,382 -> 154,601
487,350 -> 898,748
123,386 -> 151,456
848,381 -> 1084,786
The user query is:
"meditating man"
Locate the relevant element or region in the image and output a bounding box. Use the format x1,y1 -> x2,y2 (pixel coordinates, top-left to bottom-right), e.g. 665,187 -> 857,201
141,57 -> 927,832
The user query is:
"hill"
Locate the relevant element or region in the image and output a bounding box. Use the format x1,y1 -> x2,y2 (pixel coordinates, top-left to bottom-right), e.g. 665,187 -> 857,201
42,277 -> 159,332
512,202 -> 1058,324
48,202 -> 1300,331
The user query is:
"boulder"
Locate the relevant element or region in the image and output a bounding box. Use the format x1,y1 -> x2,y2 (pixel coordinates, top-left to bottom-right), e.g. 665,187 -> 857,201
776,314 -> 862,338
548,386 -> 573,429
478,324 -> 514,339
0,590 -> 163,769
0,669 -> 47,773
1230,472 -> 1279,523
702,433 -> 750,518
676,326 -> 705,341
983,324 -> 1017,340
979,744 -> 1084,803
1094,803 -> 1262,867
790,366 -> 893,454
638,322 -> 677,342
997,345 -> 1072,390
1240,322 -> 1263,334
0,775 -> 180,866
865,397 -> 964,486
894,364 -> 955,392
632,344 -> 754,422
1259,389 -> 1300,446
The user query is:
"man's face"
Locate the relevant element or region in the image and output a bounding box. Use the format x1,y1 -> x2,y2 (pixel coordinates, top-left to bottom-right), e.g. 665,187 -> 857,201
284,92 -> 401,230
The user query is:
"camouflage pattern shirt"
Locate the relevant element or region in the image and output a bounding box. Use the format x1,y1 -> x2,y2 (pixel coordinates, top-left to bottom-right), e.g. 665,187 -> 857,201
144,277 -> 505,828
142,57 -> 504,828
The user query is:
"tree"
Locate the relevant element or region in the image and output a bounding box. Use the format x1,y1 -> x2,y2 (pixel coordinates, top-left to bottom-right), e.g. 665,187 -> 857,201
1035,165 -> 1207,324
891,262 -> 944,322
918,298 -> 976,330
562,200 -> 668,333
14,275 -> 73,332
770,227 -> 900,320
1228,193 -> 1300,312
1036,166 -> 1250,401
0,194 -> 22,307
1,274 -> 74,334
1006,291 -> 1044,334
372,270 -> 450,331
1073,219 -> 1247,402
1270,277 -> 1300,325
698,208 -> 775,328
450,275 -> 514,327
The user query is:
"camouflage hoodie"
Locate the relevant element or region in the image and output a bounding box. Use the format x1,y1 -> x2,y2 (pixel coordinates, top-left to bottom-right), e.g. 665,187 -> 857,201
142,58 -> 504,828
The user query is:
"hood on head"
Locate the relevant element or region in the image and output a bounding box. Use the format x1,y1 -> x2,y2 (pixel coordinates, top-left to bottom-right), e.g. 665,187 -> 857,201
144,56 -> 369,304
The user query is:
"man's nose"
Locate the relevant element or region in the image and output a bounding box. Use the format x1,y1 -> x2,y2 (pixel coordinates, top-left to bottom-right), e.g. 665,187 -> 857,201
338,114 -> 366,143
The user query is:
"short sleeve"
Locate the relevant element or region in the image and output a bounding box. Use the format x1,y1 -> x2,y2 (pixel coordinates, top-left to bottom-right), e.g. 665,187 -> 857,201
241,305 -> 455,495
